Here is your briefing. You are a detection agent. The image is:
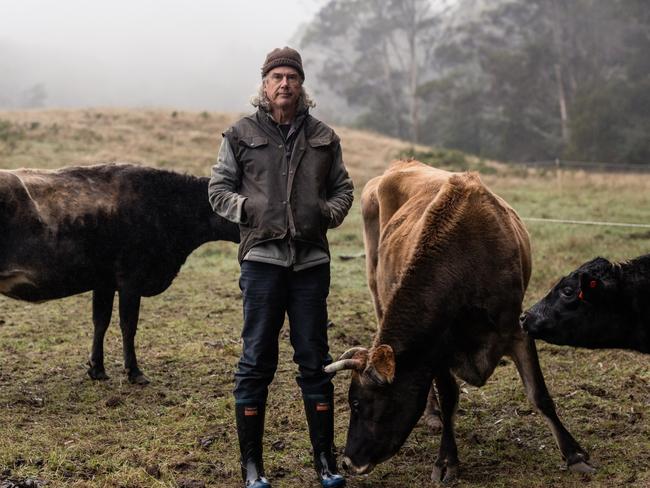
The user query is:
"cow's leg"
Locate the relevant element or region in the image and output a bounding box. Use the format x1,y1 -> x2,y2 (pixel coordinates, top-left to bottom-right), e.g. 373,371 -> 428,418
423,380 -> 443,432
87,288 -> 115,380
510,335 -> 595,473
361,185 -> 383,321
118,291 -> 148,385
431,369 -> 459,484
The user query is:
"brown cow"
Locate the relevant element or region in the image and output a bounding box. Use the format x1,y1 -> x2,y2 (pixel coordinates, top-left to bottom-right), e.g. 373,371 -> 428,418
326,160 -> 593,482
0,163 -> 239,384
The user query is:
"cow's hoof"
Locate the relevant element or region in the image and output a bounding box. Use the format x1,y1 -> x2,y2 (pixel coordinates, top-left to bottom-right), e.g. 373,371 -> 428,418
127,368 -> 151,385
431,463 -> 458,485
568,461 -> 596,474
423,411 -> 443,433
566,449 -> 594,474
87,364 -> 110,380
128,373 -> 150,385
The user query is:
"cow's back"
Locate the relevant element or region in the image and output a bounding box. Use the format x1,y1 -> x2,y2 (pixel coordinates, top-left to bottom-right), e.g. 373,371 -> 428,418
0,163 -> 213,301
362,162 -> 459,314
10,165 -> 123,229
364,161 -> 531,373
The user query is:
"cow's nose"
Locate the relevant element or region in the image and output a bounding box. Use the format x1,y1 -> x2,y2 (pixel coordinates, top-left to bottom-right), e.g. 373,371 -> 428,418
341,456 -> 352,472
519,312 -> 529,331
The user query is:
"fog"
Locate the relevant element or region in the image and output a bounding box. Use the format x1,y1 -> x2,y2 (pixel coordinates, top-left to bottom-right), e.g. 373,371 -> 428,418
0,0 -> 322,112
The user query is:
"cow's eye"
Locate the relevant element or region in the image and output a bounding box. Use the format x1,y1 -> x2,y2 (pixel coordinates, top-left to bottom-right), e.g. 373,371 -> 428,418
560,286 -> 574,297
351,400 -> 360,412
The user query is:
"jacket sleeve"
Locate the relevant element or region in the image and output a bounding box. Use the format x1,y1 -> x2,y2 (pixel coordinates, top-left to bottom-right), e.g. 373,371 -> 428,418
326,139 -> 354,229
208,138 -> 248,224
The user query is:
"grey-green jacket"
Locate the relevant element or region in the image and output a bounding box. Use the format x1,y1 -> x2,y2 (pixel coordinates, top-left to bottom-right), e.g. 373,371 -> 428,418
208,109 -> 354,263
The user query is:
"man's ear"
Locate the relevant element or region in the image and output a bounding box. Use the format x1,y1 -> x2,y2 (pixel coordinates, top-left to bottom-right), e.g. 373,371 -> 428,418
362,344 -> 395,385
578,273 -> 602,301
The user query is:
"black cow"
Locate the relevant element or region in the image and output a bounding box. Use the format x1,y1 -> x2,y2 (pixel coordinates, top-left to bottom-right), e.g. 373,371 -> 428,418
0,163 -> 239,383
521,255 -> 650,353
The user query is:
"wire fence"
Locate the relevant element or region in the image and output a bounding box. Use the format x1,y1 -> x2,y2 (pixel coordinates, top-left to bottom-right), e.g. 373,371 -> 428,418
511,159 -> 650,173
522,217 -> 650,229
510,160 -> 650,229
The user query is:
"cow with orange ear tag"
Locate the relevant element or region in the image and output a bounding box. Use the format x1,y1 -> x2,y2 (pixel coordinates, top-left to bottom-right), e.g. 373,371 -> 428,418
522,255 -> 650,353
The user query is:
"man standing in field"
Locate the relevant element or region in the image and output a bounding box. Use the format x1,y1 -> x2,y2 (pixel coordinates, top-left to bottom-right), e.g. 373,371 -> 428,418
208,47 -> 353,488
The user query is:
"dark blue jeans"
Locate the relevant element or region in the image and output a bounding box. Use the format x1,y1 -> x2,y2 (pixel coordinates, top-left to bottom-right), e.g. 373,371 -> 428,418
234,261 -> 334,404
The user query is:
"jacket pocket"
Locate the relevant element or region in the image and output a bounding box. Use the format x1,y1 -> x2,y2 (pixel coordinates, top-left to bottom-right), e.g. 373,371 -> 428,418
307,136 -> 334,182
237,136 -> 269,227
308,135 -> 334,149
242,194 -> 262,228
239,136 -> 269,149
318,200 -> 332,223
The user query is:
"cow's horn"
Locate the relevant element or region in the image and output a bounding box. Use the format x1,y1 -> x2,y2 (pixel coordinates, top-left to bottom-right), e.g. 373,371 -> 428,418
324,347 -> 368,374
324,358 -> 364,373
337,347 -> 367,361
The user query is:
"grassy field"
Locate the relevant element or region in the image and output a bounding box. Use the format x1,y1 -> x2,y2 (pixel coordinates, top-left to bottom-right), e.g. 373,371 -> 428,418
0,109 -> 648,488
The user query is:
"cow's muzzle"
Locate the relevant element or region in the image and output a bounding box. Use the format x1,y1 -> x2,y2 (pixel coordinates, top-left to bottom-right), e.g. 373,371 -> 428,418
520,311 -> 545,337
342,456 -> 374,475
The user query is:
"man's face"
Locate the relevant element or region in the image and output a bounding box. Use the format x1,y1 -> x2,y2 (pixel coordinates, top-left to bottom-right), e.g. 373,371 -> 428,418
263,66 -> 301,111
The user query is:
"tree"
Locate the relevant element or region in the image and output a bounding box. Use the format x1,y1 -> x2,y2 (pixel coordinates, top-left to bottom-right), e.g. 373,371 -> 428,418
301,0 -> 440,143
300,0 -> 650,163
566,0 -> 650,164
422,0 -> 637,161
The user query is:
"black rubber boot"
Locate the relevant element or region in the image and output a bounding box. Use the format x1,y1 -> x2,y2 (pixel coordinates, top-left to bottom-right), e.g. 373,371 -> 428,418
235,403 -> 271,488
303,396 -> 346,488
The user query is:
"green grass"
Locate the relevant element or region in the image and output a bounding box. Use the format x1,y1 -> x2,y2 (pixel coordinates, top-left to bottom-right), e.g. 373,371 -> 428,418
1,110 -> 649,487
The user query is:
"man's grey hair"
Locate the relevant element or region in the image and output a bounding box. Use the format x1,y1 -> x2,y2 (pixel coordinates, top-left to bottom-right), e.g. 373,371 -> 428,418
250,77 -> 316,112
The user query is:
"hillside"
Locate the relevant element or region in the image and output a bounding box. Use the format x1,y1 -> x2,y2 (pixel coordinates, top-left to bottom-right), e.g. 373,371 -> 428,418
0,108 -> 428,187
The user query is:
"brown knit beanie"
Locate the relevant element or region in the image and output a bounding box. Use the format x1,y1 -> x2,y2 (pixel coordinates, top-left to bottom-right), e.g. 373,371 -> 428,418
261,46 -> 305,81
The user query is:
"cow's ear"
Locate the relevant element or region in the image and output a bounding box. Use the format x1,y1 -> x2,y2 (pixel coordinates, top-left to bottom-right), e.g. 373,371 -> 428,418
363,344 -> 395,385
578,273 -> 601,301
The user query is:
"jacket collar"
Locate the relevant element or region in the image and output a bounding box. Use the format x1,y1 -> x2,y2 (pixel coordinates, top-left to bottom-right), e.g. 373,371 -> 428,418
254,107 -> 309,144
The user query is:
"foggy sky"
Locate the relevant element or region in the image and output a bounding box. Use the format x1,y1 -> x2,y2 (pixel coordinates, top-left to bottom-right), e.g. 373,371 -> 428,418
0,0 -> 323,112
